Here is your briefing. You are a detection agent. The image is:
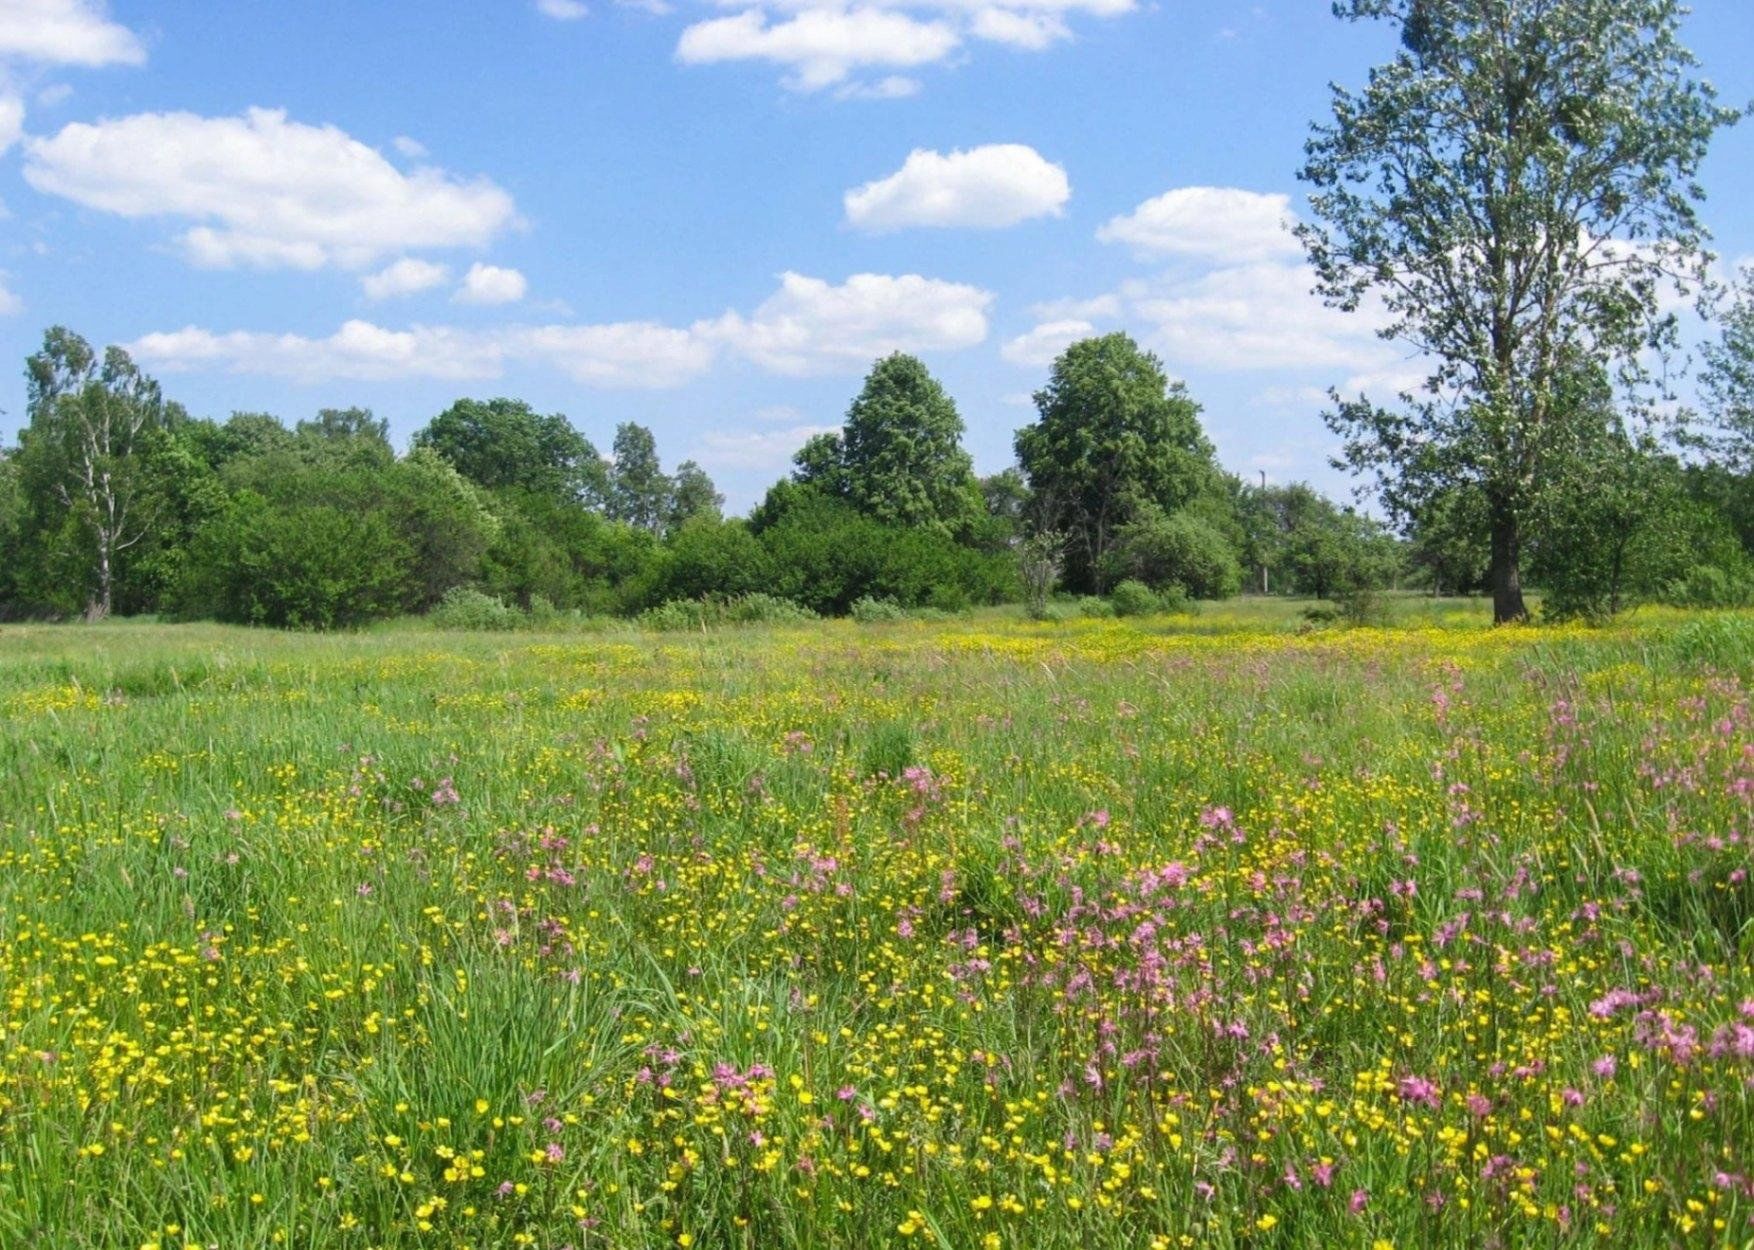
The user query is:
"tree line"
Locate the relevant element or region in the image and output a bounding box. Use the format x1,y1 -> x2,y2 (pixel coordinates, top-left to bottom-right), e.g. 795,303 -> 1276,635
5,0 -> 1754,629
3,310 -> 1750,630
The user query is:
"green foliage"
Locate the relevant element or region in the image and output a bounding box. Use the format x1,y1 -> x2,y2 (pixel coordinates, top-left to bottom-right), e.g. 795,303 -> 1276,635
1302,0 -> 1737,622
751,484 -> 1015,615
667,460 -> 723,533
638,593 -> 817,631
849,595 -> 906,623
427,587 -> 529,631
608,422 -> 672,533
1016,333 -> 1223,592
414,397 -> 607,506
1105,503 -> 1242,599
643,516 -> 771,606
174,492 -> 410,629
1109,579 -> 1162,617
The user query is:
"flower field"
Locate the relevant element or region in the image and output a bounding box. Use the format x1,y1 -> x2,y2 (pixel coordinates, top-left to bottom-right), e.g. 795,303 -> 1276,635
1,609 -> 1752,1248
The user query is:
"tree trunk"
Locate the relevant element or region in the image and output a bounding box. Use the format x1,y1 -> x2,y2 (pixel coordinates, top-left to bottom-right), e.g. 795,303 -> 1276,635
1488,504 -> 1527,624
86,537 -> 113,622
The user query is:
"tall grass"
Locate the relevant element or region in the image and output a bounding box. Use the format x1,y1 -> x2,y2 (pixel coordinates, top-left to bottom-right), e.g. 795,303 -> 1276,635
0,607 -> 1749,1246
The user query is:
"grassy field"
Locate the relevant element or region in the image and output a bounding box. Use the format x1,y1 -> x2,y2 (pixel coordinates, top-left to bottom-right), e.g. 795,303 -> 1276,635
1,605 -> 1752,1248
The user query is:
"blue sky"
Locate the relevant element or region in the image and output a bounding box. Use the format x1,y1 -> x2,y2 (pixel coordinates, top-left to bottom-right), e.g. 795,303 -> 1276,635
2,0 -> 1751,511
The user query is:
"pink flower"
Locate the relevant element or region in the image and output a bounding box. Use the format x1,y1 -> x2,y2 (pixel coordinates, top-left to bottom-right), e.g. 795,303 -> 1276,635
1397,1074 -> 1441,1109
1348,1188 -> 1370,1215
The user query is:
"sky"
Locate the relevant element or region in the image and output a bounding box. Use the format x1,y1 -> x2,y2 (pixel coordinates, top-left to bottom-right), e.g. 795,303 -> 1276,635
1,0 -> 1751,512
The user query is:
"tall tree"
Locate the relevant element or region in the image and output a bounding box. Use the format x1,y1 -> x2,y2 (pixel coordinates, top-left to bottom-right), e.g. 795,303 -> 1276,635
1299,0 -> 1739,622
1014,333 -> 1219,592
1703,264 -> 1754,467
415,397 -> 608,506
666,460 -> 723,533
837,353 -> 978,533
608,422 -> 672,533
20,327 -> 176,620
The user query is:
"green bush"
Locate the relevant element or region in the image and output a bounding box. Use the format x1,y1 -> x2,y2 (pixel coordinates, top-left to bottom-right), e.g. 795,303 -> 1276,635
1664,563 -> 1754,609
174,493 -> 410,629
428,587 -> 526,631
850,596 -> 907,623
1107,504 -> 1242,599
1109,579 -> 1161,617
1076,596 -> 1116,619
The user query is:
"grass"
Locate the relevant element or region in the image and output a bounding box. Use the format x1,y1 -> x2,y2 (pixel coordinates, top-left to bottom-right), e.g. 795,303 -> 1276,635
0,604 -> 1750,1247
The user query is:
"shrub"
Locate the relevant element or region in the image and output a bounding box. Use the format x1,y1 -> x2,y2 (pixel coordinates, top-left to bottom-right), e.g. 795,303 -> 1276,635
851,596 -> 906,623
1107,505 -> 1242,599
175,493 -> 410,629
1110,579 -> 1161,617
1664,563 -> 1754,609
1076,596 -> 1116,619
429,587 -> 526,631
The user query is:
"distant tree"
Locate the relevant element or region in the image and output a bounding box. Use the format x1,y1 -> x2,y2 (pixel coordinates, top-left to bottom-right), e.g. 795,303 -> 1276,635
1407,486 -> 1490,597
792,432 -> 849,498
1703,265 -> 1754,467
608,422 -> 672,533
18,327 -> 178,619
298,406 -> 390,446
667,460 -> 723,533
0,449 -> 22,610
1299,0 -> 1739,622
838,353 -> 979,533
415,397 -> 608,506
1015,333 -> 1220,592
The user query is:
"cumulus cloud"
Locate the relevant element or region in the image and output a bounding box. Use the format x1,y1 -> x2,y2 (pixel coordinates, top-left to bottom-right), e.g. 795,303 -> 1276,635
695,422 -> 840,472
129,319 -> 714,389
128,270 -> 991,388
679,0 -> 1134,91
1000,317 -> 1095,366
1097,186 -> 1301,264
455,262 -> 528,306
536,0 -> 589,16
677,8 -> 959,91
704,270 -> 992,375
1124,262 -> 1390,372
361,258 -> 450,301
845,144 -> 1069,232
969,8 -> 1069,49
0,0 -> 144,67
0,94 -> 22,157
24,107 -> 518,270
516,322 -> 711,386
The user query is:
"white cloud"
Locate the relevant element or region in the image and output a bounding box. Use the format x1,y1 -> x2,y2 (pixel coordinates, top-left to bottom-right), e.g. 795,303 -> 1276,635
129,319 -> 714,389
1000,318 -> 1094,366
969,8 -> 1069,49
455,262 -> 528,306
0,0 -> 144,67
130,269 -> 990,388
516,323 -> 711,386
705,270 -> 992,374
130,321 -> 507,383
1098,186 -> 1301,264
695,422 -> 839,472
845,143 -> 1069,232
361,258 -> 450,301
24,107 -> 518,270
1126,262 -> 1390,372
677,8 -> 959,91
536,0 -> 589,17
0,273 -> 21,316
834,74 -> 920,100
392,135 -> 428,159
0,95 -> 22,157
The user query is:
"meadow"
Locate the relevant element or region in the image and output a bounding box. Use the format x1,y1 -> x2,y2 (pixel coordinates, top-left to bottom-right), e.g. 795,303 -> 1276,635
1,604 -> 1751,1248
